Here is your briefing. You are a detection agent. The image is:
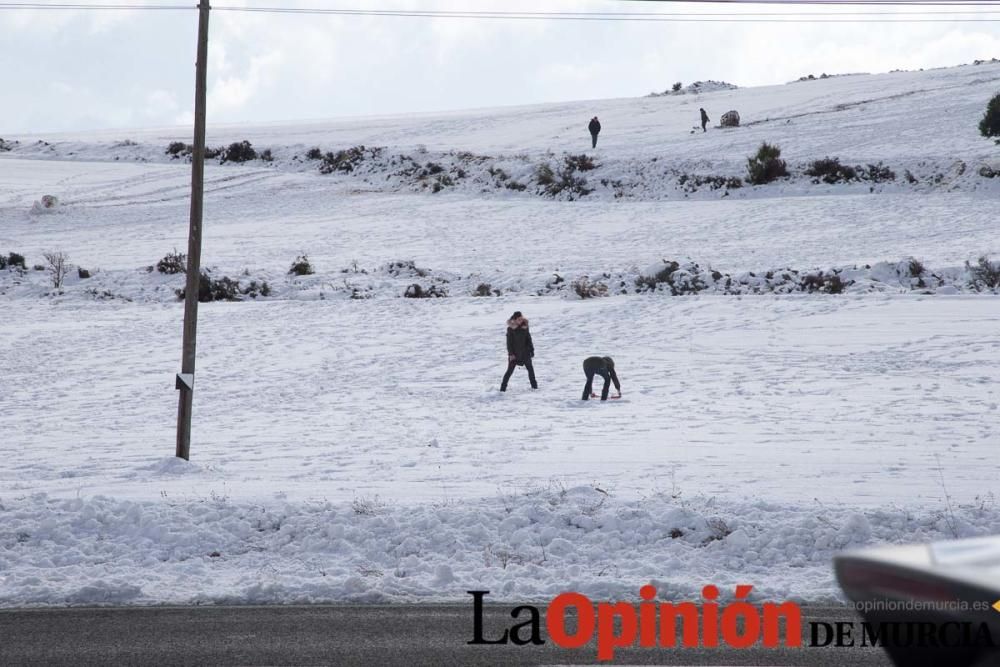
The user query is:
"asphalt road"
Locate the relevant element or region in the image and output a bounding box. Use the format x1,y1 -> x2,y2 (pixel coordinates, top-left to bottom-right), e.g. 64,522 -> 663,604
0,604 -> 891,666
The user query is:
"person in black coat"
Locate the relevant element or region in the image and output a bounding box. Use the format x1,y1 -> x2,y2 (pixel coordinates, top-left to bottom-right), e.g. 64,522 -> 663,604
500,311 -> 537,391
588,116 -> 601,149
582,356 -> 621,401
700,108 -> 710,132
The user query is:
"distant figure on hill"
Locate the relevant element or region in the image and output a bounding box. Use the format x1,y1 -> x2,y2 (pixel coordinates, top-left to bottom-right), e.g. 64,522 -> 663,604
500,311 -> 537,392
581,356 -> 621,401
700,108 -> 710,132
588,117 -> 601,149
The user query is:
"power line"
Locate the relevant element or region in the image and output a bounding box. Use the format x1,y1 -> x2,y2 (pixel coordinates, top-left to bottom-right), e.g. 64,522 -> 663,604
6,1 -> 1000,23
621,0 -> 1000,5
6,0 -> 1000,6
215,5 -> 1000,14
0,2 -> 188,8
209,6 -> 1000,22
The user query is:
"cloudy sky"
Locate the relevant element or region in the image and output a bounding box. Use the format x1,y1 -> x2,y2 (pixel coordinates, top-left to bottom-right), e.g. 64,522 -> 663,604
3,0 -> 1000,134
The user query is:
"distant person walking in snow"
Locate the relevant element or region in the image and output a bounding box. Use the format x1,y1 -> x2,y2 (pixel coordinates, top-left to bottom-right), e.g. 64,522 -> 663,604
588,116 -> 602,149
500,311 -> 537,392
700,108 -> 710,132
582,356 -> 621,401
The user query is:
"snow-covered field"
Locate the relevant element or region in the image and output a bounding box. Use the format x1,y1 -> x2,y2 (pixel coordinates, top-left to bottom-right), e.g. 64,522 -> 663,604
2,62 -> 1000,607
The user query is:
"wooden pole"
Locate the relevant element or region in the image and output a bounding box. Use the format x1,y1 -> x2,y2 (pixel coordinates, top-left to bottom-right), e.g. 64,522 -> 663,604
176,0 -> 211,460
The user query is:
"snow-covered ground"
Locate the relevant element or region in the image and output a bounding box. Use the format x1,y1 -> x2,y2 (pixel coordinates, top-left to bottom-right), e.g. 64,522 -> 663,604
2,62 -> 1000,607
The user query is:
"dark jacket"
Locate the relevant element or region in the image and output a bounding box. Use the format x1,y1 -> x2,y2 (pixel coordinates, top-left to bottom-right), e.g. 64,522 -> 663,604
507,319 -> 534,365
588,118 -> 601,136
700,109 -> 709,123
583,356 -> 620,391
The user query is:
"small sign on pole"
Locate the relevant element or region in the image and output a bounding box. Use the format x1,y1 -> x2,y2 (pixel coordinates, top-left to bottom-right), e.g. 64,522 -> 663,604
175,373 -> 194,391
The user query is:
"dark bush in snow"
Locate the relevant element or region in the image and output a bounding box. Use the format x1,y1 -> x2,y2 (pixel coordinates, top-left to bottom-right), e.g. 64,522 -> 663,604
805,157 -> 858,184
635,261 -> 710,295
746,142 -> 788,185
0,252 -> 26,270
221,140 -> 257,163
536,163 -> 556,186
473,283 -> 500,297
241,280 -> 272,298
635,261 -> 680,292
204,146 -> 223,159
979,93 -> 1000,143
0,138 -> 16,152
288,255 -> 314,276
319,146 -> 382,174
259,148 -> 274,162
672,82 -> 683,92
677,173 -> 743,192
799,271 -> 848,294
564,154 -> 597,172
166,142 -> 191,157
404,283 -> 447,298
826,275 -> 850,294
967,256 -> 1000,289
306,147 -> 323,160
862,162 -> 896,183
431,174 -> 454,193
536,157 -> 595,198
77,267 -> 91,279
175,272 -> 241,302
157,250 -> 187,274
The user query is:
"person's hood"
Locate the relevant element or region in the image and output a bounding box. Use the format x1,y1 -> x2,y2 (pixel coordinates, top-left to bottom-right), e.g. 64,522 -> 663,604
507,317 -> 529,329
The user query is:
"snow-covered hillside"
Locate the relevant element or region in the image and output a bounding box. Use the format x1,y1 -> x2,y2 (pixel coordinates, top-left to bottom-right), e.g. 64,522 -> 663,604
1,63 -> 999,608
4,60 -> 1000,203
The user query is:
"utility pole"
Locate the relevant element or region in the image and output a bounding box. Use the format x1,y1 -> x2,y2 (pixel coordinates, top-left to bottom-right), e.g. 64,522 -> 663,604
176,0 -> 211,460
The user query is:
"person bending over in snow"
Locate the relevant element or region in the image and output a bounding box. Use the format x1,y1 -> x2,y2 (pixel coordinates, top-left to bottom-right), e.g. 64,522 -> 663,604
582,356 -> 621,401
500,311 -> 537,392
588,116 -> 601,149
700,108 -> 710,132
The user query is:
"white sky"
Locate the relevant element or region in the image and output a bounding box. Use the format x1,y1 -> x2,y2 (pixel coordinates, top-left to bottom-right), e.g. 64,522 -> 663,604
2,0 -> 1000,134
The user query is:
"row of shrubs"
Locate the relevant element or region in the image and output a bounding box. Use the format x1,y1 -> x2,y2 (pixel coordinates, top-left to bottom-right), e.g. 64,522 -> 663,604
746,143 -> 897,186
166,140 -> 273,163
10,249 -> 1000,300
159,253 -> 459,299
167,253 -> 1000,300
620,256 -> 1000,296
296,140 -> 905,194
175,272 -> 271,302
804,157 -> 896,184
158,250 -> 315,277
181,135 -> 993,197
